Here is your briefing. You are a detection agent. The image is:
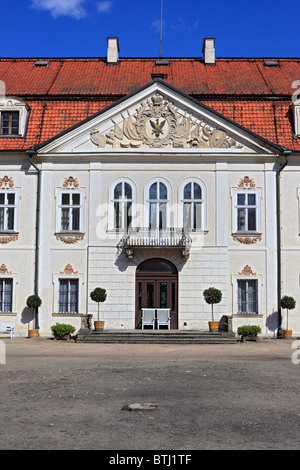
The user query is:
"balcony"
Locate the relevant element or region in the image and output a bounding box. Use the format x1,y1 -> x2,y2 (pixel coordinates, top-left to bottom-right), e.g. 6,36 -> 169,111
121,227 -> 192,259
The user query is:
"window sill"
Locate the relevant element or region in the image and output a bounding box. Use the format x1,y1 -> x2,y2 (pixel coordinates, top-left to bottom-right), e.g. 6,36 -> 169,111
52,313 -> 83,317
0,134 -> 23,138
232,314 -> 263,318
0,313 -> 17,316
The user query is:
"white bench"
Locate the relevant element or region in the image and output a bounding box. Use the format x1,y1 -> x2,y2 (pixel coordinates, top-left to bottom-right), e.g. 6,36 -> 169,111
0,322 -> 15,339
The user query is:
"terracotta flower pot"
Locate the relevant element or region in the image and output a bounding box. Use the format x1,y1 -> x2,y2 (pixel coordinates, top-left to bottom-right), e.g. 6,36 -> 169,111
94,321 -> 105,331
283,329 -> 292,339
208,321 -> 219,332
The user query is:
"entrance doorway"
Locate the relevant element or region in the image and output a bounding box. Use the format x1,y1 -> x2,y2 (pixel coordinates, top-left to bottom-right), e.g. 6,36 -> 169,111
135,258 -> 178,329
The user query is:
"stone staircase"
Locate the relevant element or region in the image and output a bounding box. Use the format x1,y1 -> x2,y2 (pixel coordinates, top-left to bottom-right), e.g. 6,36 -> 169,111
76,329 -> 237,344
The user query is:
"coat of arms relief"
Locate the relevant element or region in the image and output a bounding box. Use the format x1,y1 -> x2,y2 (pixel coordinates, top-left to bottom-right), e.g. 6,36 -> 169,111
90,93 -> 243,150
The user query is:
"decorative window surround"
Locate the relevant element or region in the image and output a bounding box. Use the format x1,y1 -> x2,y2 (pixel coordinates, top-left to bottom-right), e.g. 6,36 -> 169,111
52,265 -> 84,315
109,178 -> 136,231
231,185 -> 262,242
144,177 -> 171,229
0,185 -> 20,241
179,178 -> 207,231
0,97 -> 29,137
0,264 -> 18,315
231,269 -> 263,317
55,186 -> 86,240
293,99 -> 300,137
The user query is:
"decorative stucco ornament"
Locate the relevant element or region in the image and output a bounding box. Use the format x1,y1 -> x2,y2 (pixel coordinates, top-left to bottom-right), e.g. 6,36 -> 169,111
90,93 -> 243,150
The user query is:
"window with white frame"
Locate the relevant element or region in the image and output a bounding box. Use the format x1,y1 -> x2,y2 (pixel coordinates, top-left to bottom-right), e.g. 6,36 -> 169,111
147,180 -> 170,230
237,279 -> 258,314
0,112 -> 19,135
58,279 -> 79,313
233,189 -> 260,233
112,181 -> 134,230
181,180 -> 205,230
57,191 -> 83,232
0,97 -> 29,137
0,278 -> 13,313
0,191 -> 18,231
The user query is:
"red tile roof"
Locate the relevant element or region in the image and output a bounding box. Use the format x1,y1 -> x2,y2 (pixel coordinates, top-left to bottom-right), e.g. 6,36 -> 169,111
0,57 -> 299,151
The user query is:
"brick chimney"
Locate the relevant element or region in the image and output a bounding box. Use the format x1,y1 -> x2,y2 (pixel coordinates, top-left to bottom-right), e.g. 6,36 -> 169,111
107,37 -> 119,64
202,38 -> 215,65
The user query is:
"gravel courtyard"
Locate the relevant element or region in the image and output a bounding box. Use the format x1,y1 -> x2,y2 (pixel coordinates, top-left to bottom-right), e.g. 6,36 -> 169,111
0,337 -> 300,451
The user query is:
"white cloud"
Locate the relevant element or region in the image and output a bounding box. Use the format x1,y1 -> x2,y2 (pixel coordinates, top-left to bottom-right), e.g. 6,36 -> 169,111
97,1 -> 113,13
30,0 -> 88,20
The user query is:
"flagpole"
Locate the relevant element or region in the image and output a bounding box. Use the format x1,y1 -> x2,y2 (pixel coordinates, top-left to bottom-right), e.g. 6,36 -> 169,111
160,0 -> 163,57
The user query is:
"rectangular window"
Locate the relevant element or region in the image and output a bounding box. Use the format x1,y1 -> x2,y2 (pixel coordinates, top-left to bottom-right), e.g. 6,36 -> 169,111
235,191 -> 258,232
0,278 -> 13,312
0,192 -> 16,231
58,279 -> 79,313
59,191 -> 82,232
238,280 -> 258,314
0,112 -> 19,135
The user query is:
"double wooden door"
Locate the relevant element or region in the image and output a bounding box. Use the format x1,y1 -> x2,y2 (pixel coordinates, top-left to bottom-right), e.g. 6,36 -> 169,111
136,272 -> 178,329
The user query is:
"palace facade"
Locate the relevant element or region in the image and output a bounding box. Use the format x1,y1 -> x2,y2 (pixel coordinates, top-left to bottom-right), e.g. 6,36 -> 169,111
0,38 -> 300,337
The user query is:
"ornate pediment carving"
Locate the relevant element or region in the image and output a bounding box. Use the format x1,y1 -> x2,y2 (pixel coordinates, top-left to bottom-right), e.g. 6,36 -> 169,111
90,93 -> 243,150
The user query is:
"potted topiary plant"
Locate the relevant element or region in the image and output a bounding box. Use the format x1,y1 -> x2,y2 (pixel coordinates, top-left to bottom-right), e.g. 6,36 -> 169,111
51,323 -> 76,340
26,294 -> 42,338
90,287 -> 107,330
203,287 -> 222,332
280,295 -> 296,339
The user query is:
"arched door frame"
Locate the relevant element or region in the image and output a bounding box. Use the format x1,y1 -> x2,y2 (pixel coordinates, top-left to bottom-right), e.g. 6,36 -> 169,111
135,258 -> 178,329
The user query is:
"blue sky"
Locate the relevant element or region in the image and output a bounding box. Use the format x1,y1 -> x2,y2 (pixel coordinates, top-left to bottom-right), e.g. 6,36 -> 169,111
2,0 -> 299,58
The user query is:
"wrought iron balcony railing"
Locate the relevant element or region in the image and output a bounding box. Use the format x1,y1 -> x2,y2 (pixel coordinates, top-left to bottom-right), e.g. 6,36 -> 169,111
121,227 -> 192,259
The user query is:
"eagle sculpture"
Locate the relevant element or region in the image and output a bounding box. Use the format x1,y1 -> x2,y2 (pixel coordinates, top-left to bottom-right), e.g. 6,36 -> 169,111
150,118 -> 165,138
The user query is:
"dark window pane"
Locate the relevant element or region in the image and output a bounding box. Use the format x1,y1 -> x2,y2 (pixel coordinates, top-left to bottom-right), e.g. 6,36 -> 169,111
124,183 -> 132,199
159,183 -> 167,200
114,182 -> 122,199
237,194 -> 245,205
72,208 -> 80,230
160,282 -> 168,308
149,183 -> 157,199
138,258 -> 177,273
184,183 -> 191,199
72,193 -> 80,205
194,183 -> 202,199
248,208 -> 256,230
7,193 -> 15,205
248,194 -> 256,205
61,193 -> 70,205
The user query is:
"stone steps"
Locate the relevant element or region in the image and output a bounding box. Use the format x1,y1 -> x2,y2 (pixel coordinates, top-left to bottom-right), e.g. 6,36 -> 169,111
76,329 -> 237,344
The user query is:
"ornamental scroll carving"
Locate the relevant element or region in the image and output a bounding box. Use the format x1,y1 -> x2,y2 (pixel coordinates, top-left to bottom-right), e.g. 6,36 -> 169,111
238,265 -> 256,275
60,264 -> 78,275
62,176 -> 79,188
0,176 -> 14,188
238,176 -> 256,189
90,93 -> 243,150
0,264 -> 11,274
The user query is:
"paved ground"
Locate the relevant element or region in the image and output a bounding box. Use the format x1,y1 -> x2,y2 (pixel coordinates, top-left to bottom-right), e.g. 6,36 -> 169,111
0,336 -> 300,451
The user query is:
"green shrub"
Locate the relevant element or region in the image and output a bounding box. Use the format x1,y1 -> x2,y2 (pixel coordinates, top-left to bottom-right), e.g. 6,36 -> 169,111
237,325 -> 261,337
26,295 -> 42,309
51,323 -> 76,339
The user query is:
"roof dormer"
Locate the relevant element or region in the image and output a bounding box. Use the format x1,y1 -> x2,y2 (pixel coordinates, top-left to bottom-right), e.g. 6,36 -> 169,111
0,96 -> 29,137
293,99 -> 300,138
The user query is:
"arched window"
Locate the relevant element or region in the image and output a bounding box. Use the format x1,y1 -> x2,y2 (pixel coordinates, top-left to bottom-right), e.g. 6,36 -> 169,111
147,180 -> 170,229
112,180 -> 134,230
181,180 -> 205,230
